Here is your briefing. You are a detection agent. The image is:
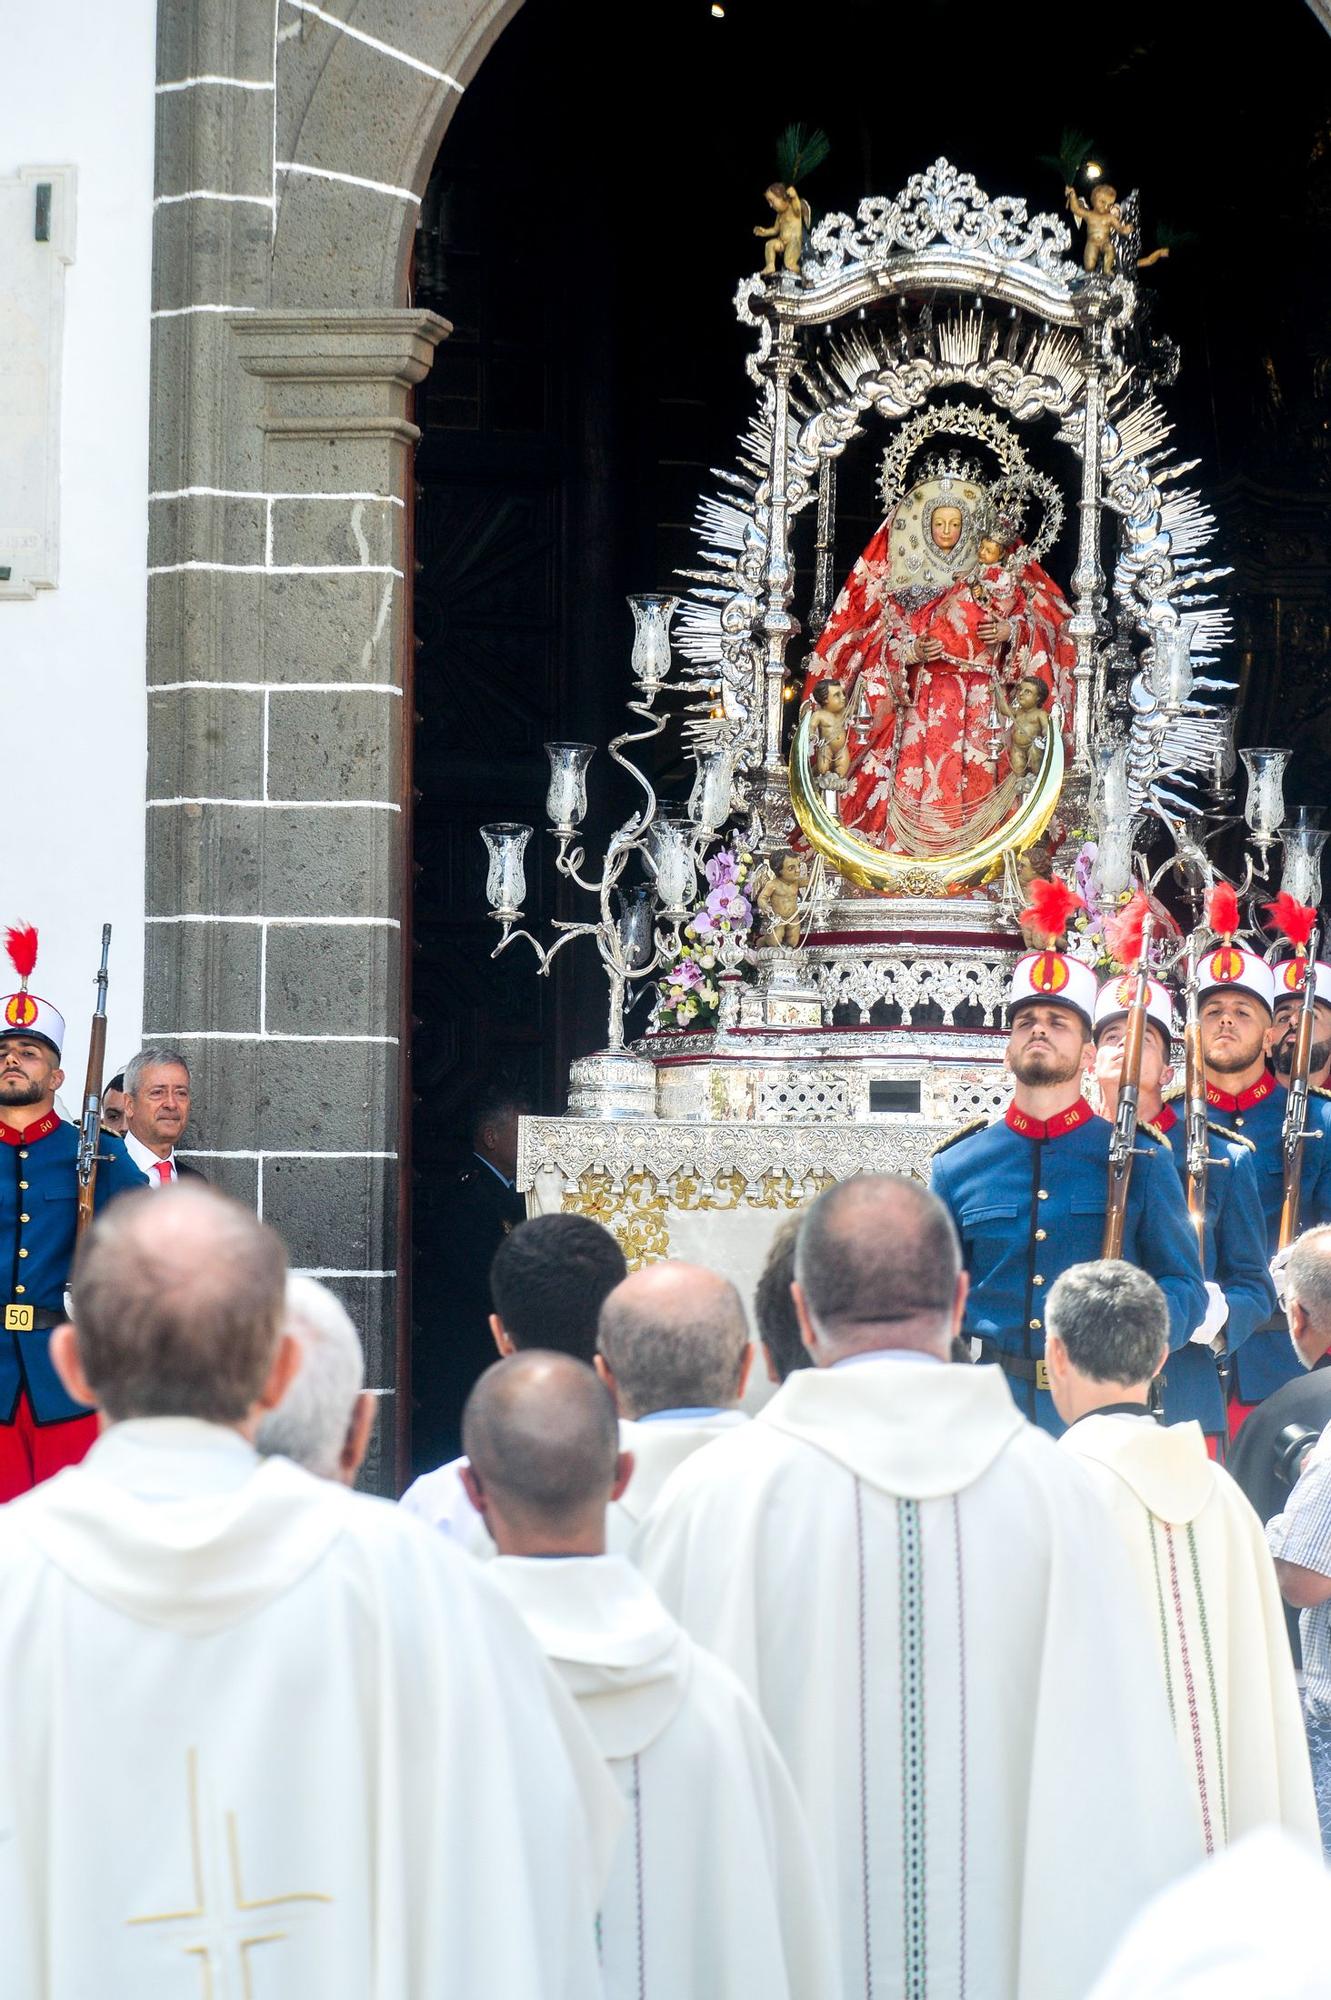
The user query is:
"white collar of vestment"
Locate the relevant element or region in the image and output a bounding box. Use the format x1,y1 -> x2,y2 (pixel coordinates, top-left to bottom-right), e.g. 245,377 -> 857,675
490,1555 -> 690,1758
1061,1413 -> 1215,1525
758,1357 -> 1025,1501
8,1419 -> 350,1636
87,1417 -> 259,1496
830,1349 -> 945,1368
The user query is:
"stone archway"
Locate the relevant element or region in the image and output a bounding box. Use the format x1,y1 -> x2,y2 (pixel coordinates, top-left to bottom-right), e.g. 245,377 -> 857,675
148,0 -> 522,1487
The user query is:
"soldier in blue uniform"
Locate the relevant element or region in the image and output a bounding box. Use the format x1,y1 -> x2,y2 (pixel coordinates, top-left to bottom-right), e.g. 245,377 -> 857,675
1092,972 -> 1275,1445
0,929 -> 143,1500
930,946 -> 1207,1435
1198,946 -> 1331,1411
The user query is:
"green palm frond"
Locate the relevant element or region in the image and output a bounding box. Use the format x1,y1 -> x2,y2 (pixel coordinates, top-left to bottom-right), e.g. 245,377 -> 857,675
1037,128 -> 1096,185
775,124 -> 831,186
1153,220 -> 1201,250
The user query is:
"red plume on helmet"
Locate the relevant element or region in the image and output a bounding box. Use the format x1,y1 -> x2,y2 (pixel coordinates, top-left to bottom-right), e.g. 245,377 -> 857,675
1103,889 -> 1154,972
1207,882 -> 1240,942
1263,892 -> 1318,953
3,924 -> 38,989
1018,877 -> 1084,949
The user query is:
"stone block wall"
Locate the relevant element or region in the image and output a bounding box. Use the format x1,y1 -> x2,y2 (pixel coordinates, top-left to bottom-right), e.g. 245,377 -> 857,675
149,0 -> 518,1487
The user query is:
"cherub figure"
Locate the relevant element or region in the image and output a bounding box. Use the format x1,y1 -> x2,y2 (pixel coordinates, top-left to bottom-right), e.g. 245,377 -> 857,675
809,678 -> 853,779
754,182 -> 810,278
755,850 -> 807,948
996,675 -> 1052,779
1065,181 -> 1133,275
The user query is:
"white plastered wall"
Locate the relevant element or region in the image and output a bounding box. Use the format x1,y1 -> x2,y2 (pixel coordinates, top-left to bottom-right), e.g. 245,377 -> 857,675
0,3 -> 155,1096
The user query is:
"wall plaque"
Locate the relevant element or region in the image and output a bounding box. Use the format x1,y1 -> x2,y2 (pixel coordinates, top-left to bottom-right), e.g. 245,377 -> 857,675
0,166 -> 76,600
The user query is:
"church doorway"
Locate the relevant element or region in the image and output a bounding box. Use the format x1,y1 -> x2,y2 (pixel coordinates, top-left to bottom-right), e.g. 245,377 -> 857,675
403,0 -> 1331,1469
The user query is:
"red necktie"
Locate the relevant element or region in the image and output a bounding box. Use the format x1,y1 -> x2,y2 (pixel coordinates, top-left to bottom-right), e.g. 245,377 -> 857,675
155,1161 -> 173,1185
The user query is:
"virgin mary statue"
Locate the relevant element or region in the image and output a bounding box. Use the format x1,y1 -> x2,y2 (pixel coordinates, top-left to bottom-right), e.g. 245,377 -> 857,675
803,460 -> 1076,857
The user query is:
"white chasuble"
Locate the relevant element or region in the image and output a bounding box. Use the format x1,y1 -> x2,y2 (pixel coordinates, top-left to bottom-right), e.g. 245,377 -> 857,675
607,1411 -> 748,1551
0,1419 -> 620,1999
634,1361 -> 1203,2000
491,1552 -> 836,2000
1060,1413 -> 1318,1853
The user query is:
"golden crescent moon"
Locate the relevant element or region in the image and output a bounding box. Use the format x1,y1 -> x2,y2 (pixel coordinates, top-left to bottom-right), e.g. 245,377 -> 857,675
789,701 -> 1065,891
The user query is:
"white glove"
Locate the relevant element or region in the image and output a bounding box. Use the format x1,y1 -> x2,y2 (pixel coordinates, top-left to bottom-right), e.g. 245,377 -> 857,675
1190,1281 -> 1229,1346
1270,1243 -> 1295,1309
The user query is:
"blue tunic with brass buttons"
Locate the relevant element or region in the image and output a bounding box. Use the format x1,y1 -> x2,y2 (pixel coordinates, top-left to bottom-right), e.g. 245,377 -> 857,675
930,1098 -> 1208,1434
1203,1070 -> 1331,1403
1153,1104 -> 1276,1434
0,1113 -> 144,1422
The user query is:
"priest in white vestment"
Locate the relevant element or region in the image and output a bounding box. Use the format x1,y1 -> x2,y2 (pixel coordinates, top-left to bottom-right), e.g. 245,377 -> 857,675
1048,1259 -> 1318,1854
596,1261 -> 752,1549
634,1174 -> 1203,2000
461,1348 -> 836,2000
401,1209 -> 628,1556
0,1186 -> 620,2000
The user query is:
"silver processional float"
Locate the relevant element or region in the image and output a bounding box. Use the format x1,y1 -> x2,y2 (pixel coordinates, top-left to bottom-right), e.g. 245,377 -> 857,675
476,157 -> 1324,1267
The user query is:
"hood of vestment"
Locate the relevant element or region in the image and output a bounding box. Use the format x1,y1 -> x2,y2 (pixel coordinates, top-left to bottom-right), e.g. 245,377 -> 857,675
490,1553 -> 691,1758
6,1417 -> 350,1634
756,1358 -> 1025,1499
616,1411 -> 747,1522
1062,1414 -> 1215,1526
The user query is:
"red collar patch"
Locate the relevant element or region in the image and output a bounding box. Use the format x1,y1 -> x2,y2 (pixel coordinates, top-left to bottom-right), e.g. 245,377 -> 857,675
0,1110 -> 60,1148
1005,1098 -> 1094,1141
1154,1103 -> 1178,1134
1205,1070 -> 1276,1115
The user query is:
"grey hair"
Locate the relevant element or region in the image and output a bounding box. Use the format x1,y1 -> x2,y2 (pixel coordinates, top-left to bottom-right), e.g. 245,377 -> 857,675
1046,1260 -> 1168,1385
255,1276 -> 365,1478
1286,1226 -> 1331,1336
794,1175 -> 960,1348
597,1272 -> 750,1418
123,1045 -> 192,1095
71,1184 -> 285,1423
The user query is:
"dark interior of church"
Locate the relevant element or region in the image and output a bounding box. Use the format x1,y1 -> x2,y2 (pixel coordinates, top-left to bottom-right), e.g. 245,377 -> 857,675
407,0 -> 1331,1365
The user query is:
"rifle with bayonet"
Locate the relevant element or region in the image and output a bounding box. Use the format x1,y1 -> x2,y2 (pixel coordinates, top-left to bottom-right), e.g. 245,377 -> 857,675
1278,922 -> 1321,1252
1182,936 -> 1210,1255
75,925 -> 112,1240
1103,914 -> 1155,1259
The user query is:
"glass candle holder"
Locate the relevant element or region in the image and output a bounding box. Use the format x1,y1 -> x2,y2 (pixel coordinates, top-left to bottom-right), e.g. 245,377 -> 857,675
645,812 -> 697,915
616,882 -> 655,972
1240,748 -> 1291,846
1096,744 -> 1131,826
628,594 -> 680,690
544,742 -> 595,832
1149,626 -> 1193,709
479,822 -> 532,919
688,747 -> 733,834
1279,811 -> 1329,909
1088,814 -> 1137,903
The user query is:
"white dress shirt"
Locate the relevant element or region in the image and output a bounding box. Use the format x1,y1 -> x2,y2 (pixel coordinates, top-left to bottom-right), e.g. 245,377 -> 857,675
124,1130 -> 177,1186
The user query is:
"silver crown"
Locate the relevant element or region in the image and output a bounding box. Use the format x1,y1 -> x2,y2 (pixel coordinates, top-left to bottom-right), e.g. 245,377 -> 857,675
918,449 -> 984,487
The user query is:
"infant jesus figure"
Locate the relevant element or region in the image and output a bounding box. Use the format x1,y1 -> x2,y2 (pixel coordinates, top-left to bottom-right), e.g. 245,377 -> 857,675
995,674 -> 1052,781
968,524 -> 1023,650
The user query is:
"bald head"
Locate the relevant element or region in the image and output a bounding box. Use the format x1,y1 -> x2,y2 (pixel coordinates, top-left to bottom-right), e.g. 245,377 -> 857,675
794,1175 -> 963,1357
597,1262 -> 750,1419
463,1351 -> 621,1543
68,1183 -> 287,1422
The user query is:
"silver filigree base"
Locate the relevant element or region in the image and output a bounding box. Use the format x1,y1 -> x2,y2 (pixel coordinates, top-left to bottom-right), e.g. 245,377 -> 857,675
566,1049 -> 657,1121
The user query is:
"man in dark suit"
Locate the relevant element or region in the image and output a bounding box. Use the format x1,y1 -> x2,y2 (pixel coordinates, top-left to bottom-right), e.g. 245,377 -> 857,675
411,1084 -> 530,1473
122,1046 -> 204,1185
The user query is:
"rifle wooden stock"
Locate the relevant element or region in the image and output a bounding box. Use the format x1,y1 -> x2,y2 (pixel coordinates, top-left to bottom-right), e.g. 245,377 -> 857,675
1279,929 -> 1321,1251
1183,944 -> 1209,1253
75,926 -> 112,1240
1103,930 -> 1154,1260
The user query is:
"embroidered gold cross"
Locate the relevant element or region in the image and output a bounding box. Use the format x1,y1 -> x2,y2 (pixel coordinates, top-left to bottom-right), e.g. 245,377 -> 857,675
127,1749 -> 333,1997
